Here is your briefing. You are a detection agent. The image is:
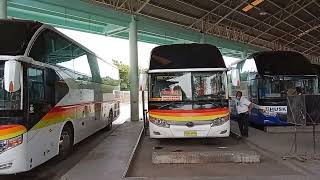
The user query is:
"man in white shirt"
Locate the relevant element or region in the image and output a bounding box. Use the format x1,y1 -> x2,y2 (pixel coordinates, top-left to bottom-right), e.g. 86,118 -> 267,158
235,91 -> 253,137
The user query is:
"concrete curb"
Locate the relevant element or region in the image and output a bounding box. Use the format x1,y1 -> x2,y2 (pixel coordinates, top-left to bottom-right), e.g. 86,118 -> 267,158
265,126 -> 320,133
152,151 -> 260,164
122,122 -> 145,178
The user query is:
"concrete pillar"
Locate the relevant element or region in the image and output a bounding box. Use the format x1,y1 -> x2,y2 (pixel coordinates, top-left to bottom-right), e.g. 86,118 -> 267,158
0,0 -> 7,19
200,33 -> 206,44
129,15 -> 139,121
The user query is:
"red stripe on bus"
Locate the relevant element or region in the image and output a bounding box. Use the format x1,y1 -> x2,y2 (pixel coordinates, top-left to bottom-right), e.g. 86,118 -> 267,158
149,107 -> 229,114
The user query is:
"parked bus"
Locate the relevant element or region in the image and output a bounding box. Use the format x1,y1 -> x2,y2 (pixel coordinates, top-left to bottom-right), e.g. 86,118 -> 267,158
147,44 -> 230,138
229,51 -> 318,126
0,19 -> 120,174
312,64 -> 320,93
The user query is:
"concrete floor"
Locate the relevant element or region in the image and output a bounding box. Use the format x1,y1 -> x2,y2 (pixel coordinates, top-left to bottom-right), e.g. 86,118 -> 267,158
126,136 -> 300,178
231,121 -> 320,177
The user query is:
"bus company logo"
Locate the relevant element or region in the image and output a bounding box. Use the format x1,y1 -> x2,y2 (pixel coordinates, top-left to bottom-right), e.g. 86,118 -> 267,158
265,106 -> 287,113
186,122 -> 194,127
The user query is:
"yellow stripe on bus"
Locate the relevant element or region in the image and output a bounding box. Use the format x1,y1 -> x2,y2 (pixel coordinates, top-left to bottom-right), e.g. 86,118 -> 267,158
149,113 -> 229,121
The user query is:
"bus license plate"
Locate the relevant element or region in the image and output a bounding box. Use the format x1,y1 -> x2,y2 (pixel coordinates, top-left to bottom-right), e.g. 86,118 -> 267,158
184,130 -> 197,137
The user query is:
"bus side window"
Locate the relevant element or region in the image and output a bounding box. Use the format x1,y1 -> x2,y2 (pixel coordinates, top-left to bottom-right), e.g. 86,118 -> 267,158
29,32 -> 47,63
55,75 -> 69,104
249,79 -> 258,104
28,68 -> 46,128
29,29 -> 74,74
28,68 -> 45,101
46,69 -> 68,105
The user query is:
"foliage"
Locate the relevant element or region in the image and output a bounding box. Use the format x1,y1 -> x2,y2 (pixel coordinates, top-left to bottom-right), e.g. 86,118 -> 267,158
113,60 -> 145,91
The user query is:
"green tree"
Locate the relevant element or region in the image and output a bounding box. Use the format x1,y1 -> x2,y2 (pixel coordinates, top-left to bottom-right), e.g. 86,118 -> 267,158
113,60 -> 146,91
113,60 -> 130,91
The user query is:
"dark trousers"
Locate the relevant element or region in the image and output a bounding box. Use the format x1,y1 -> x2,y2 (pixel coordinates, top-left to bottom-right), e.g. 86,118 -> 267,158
237,112 -> 249,137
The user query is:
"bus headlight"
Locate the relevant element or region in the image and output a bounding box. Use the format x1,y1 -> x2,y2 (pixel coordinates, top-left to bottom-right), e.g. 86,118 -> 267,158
0,135 -> 23,154
211,115 -> 229,127
149,117 -> 170,128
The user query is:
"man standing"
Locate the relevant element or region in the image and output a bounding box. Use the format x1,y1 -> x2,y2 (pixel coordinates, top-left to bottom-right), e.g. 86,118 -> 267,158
235,91 -> 253,137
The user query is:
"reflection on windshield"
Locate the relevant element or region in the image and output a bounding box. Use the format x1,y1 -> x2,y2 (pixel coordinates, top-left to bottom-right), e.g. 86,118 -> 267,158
0,62 -> 22,110
150,71 -> 225,101
259,77 -> 315,99
193,72 -> 225,100
150,72 -> 192,101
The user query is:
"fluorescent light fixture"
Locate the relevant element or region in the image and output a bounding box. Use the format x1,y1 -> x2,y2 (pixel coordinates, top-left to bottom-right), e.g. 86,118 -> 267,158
242,4 -> 254,12
251,0 -> 264,6
242,0 -> 264,12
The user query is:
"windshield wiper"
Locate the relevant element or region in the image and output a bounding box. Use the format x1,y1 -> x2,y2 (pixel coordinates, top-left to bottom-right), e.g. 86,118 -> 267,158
159,101 -> 178,109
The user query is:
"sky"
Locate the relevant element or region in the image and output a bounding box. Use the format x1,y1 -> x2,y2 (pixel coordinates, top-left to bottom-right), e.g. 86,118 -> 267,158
57,28 -> 239,69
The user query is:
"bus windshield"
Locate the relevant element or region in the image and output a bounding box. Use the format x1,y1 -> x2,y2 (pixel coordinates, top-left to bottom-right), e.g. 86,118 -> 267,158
0,61 -> 22,110
259,76 -> 316,100
150,71 -> 225,102
0,20 -> 42,55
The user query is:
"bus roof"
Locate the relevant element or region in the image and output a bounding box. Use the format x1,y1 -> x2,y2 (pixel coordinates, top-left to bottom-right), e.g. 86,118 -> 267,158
0,19 -> 43,56
0,19 -> 118,69
149,43 -> 225,70
251,51 -> 317,75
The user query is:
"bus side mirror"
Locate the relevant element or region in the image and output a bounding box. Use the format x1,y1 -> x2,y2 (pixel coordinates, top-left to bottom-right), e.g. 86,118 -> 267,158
139,73 -> 148,91
231,69 -> 240,86
4,61 -> 21,93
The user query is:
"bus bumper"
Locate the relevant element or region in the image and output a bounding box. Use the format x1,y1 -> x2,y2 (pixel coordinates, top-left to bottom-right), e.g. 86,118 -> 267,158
250,109 -> 288,126
149,120 -> 230,138
0,135 -> 28,174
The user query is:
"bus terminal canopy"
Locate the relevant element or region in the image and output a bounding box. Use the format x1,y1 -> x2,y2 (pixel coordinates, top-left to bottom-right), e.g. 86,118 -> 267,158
7,0 -> 320,62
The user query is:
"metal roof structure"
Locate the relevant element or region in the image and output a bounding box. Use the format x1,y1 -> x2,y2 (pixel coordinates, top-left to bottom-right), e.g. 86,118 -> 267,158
7,0 -> 320,62
91,0 -> 320,63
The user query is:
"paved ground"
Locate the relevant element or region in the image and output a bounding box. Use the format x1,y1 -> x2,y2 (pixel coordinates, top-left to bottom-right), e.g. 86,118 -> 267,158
114,103 -> 131,124
59,121 -> 143,180
126,135 -> 300,178
231,120 -> 320,177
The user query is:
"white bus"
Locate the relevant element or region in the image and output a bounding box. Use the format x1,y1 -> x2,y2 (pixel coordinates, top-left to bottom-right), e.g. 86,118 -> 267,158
0,19 -> 120,174
147,44 -> 230,138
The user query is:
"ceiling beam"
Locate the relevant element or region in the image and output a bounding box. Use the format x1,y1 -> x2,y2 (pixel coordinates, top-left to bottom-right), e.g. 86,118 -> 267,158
248,0 -> 315,43
202,0 -> 309,51
205,0 -> 247,33
105,26 -> 128,36
304,42 -> 320,54
187,0 -> 229,29
266,0 -> 320,47
135,0 -> 150,14
148,1 -> 283,45
90,0 -> 320,59
118,0 -> 128,9
241,0 -> 300,35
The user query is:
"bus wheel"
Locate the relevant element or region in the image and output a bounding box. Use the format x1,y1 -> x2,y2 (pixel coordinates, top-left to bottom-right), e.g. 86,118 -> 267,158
105,110 -> 113,131
58,125 -> 73,160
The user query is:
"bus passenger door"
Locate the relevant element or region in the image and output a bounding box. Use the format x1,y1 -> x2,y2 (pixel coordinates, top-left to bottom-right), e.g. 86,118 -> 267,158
27,67 -> 58,167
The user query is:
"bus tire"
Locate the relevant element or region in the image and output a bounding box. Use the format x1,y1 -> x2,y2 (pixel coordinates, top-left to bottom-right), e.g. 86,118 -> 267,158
58,124 -> 73,160
105,110 -> 113,131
